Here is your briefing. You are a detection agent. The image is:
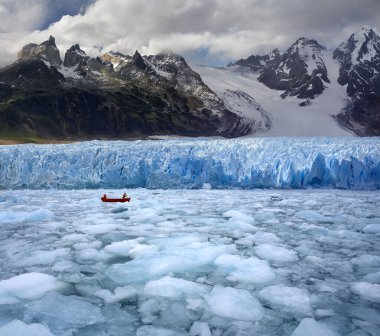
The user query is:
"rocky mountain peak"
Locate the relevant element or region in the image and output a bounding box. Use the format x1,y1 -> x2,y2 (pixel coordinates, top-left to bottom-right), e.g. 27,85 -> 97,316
100,51 -> 132,69
228,48 -> 281,73
17,36 -> 62,67
131,50 -> 150,70
268,48 -> 281,60
289,38 -> 326,61
256,37 -> 329,99
334,27 -> 380,68
156,49 -> 185,62
63,44 -> 89,68
41,35 -> 57,48
333,27 -> 380,135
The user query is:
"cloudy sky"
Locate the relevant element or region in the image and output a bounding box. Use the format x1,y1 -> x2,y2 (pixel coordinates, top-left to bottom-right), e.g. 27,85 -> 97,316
0,0 -> 379,67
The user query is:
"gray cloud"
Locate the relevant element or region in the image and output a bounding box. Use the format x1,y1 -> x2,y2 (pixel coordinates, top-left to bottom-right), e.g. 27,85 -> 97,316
0,0 -> 379,67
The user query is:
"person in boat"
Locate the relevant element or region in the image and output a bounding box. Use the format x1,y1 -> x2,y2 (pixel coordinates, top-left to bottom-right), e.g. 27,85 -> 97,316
122,193 -> 127,199
103,194 -> 107,199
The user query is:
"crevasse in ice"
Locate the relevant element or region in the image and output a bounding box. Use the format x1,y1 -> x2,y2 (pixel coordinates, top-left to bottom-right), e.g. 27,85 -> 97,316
0,137 -> 379,189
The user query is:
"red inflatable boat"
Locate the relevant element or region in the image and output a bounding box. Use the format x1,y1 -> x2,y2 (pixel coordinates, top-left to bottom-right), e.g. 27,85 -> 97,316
101,194 -> 131,203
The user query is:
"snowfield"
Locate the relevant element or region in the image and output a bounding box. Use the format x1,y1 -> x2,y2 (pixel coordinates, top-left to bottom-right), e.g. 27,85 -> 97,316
194,57 -> 352,137
0,137 -> 379,190
0,188 -> 379,335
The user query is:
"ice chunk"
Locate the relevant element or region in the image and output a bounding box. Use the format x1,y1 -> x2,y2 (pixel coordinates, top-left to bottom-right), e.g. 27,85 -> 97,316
76,248 -> 102,262
205,286 -> 263,321
254,244 -> 298,262
144,276 -> 207,299
214,254 -> 275,284
291,318 -> 338,336
350,254 -> 380,267
95,285 -> 137,303
0,272 -> 67,305
251,231 -> 282,244
138,298 -> 160,324
259,285 -> 312,316
148,235 -> 207,247
106,243 -> 236,284
295,210 -> 330,222
351,282 -> 380,303
0,209 -> 54,224
16,248 -> 70,266
52,260 -> 80,273
0,320 -> 54,336
103,239 -> 157,258
24,291 -> 102,333
136,325 -> 188,336
363,271 -> 380,283
78,224 -> 118,234
104,239 -> 142,256
223,210 -> 255,224
362,224 -> 380,234
189,321 -> 211,336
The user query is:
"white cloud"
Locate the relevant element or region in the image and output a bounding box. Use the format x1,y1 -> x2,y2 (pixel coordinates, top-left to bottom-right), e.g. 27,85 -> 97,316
0,0 -> 379,67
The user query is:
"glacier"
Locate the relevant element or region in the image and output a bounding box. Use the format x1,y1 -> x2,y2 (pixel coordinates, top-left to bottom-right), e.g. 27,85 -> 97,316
0,137 -> 379,190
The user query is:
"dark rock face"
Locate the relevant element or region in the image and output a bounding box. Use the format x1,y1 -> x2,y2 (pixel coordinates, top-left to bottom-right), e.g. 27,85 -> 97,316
333,28 -> 380,135
63,44 -> 89,68
299,99 -> 312,107
0,59 -> 65,90
17,36 -> 62,67
334,28 -> 380,90
259,38 -> 329,99
229,39 -> 329,99
0,37 -> 250,140
231,49 -> 281,72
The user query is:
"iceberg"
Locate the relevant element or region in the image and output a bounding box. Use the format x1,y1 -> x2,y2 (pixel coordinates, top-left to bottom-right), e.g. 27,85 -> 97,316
0,137 -> 379,189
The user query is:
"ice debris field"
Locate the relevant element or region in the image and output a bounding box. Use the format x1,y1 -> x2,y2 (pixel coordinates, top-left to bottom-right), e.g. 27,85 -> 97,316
0,137 -> 379,190
0,188 -> 379,336
0,137 -> 380,335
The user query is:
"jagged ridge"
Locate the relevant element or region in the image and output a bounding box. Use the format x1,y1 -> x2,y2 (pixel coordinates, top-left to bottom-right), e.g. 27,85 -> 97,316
0,37 -> 251,140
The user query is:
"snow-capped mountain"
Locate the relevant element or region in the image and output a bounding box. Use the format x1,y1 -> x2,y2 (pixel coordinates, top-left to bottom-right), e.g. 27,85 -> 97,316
333,28 -> 380,135
230,38 -> 330,99
0,37 -> 252,140
226,28 -> 380,136
0,29 -> 378,140
18,35 -> 62,67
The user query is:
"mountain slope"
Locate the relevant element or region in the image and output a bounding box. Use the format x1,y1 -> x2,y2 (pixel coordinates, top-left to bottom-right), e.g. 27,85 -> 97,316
227,29 -> 379,136
194,58 -> 351,137
333,28 -> 380,135
0,37 -> 251,140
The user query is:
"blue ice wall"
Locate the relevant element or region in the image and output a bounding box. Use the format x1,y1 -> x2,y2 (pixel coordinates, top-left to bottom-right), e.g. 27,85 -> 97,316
0,137 -> 379,190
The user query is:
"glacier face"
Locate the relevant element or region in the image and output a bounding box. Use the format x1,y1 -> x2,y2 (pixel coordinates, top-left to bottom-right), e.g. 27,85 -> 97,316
0,137 -> 379,190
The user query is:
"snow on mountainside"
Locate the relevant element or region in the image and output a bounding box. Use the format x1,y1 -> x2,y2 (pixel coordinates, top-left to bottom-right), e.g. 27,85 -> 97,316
230,38 -> 330,99
1,137 -> 379,190
194,56 -> 352,137
0,36 -> 251,139
225,28 -> 380,136
1,29 -> 379,139
333,28 -> 380,135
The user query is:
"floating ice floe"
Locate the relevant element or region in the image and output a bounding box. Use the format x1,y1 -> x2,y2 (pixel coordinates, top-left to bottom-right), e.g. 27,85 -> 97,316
214,254 -> 275,283
351,282 -> 380,303
253,244 -> 298,262
291,318 -> 338,336
0,320 -> 54,336
259,285 -> 312,316
24,292 -> 102,333
0,273 -> 66,305
205,286 -> 264,321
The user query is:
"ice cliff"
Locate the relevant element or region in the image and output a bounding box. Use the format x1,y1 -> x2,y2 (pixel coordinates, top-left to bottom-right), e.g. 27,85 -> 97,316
0,137 -> 379,190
